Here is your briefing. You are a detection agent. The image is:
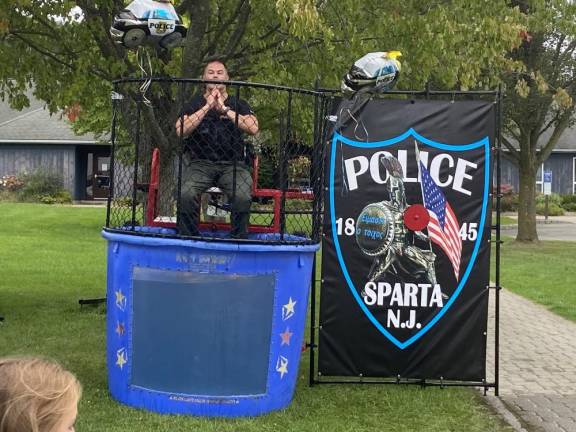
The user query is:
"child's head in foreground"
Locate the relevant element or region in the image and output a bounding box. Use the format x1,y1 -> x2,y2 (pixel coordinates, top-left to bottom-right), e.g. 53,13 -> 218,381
0,356 -> 81,432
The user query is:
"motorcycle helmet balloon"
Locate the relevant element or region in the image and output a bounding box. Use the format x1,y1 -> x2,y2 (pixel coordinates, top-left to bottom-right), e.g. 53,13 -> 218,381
341,51 -> 402,95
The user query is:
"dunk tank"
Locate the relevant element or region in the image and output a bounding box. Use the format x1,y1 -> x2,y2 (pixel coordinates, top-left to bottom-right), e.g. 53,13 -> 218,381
102,78 -> 330,416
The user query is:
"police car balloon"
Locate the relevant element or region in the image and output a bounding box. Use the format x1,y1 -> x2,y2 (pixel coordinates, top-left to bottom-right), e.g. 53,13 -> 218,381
110,0 -> 187,49
341,51 -> 402,95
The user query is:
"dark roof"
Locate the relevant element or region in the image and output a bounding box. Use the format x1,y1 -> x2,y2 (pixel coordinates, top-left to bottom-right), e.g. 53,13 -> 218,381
550,125 -> 576,151
518,126 -> 576,152
0,93 -> 98,144
506,121 -> 576,152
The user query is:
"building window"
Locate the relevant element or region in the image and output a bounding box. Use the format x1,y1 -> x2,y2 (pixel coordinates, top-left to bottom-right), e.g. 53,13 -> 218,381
573,157 -> 576,194
536,163 -> 544,193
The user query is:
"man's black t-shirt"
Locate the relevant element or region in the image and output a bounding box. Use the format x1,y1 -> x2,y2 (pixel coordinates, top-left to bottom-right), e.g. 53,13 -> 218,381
180,95 -> 254,162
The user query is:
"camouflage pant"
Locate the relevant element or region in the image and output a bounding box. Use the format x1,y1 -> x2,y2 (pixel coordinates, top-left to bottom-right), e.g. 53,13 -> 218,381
179,159 -> 252,238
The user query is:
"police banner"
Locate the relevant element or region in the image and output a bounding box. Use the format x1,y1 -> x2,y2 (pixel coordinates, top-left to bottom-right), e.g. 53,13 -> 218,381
319,98 -> 494,381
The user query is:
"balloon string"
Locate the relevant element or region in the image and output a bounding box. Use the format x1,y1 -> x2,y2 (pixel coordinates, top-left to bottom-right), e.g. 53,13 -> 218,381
346,108 -> 369,142
137,48 -> 153,107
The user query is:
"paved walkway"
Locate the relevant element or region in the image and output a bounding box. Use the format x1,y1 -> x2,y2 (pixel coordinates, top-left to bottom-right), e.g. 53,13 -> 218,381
485,289 -> 576,432
501,214 -> 576,241
502,213 -> 576,224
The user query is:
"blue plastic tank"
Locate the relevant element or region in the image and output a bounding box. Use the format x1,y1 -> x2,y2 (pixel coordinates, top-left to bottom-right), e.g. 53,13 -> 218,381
103,228 -> 319,417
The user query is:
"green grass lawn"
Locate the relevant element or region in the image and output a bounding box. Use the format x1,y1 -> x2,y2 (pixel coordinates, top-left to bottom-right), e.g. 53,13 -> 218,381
492,236 -> 576,322
0,203 -> 512,432
491,213 -> 516,226
498,215 -> 517,226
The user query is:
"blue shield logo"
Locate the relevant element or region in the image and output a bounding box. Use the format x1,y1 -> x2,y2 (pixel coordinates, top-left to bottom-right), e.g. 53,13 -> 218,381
328,128 -> 491,349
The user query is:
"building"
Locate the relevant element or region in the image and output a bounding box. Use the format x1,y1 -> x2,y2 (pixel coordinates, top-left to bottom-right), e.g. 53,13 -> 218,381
500,127 -> 576,195
0,94 -> 111,200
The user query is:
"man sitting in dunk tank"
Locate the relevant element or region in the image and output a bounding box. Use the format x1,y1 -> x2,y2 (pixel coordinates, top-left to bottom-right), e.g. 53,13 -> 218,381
175,61 -> 259,238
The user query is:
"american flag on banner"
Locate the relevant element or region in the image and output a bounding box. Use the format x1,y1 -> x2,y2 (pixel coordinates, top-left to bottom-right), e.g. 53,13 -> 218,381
419,160 -> 462,280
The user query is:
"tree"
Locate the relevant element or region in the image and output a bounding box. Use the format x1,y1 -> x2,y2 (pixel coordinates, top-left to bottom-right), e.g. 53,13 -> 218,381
1,1 -> 525,199
0,0 -> 525,120
502,0 -> 576,242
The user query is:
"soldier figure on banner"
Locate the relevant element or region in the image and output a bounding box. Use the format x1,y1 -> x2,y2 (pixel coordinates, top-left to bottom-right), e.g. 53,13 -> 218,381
355,153 -> 439,285
355,143 -> 463,287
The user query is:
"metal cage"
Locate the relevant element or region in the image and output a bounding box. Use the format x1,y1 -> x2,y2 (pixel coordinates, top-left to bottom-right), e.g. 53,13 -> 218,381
104,78 -> 332,245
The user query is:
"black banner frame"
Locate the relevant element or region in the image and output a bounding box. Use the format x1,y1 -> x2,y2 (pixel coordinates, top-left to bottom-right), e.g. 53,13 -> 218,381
307,86 -> 503,396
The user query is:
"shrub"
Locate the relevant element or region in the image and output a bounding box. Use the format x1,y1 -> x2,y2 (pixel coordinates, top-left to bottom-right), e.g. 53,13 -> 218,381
536,202 -> 564,216
536,194 -> 564,215
285,198 -> 313,211
560,194 -> 576,212
536,193 -> 562,206
494,183 -> 518,212
0,175 -> 22,201
39,190 -> 72,205
0,189 -> 18,201
0,175 -> 24,191
288,156 -> 311,187
113,196 -> 135,207
17,170 -> 65,202
500,193 -> 518,212
497,183 -> 514,195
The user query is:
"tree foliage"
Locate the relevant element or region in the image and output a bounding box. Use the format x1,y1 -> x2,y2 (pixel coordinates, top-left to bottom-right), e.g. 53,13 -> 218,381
0,1 -> 529,201
502,0 -> 576,242
0,0 -> 525,132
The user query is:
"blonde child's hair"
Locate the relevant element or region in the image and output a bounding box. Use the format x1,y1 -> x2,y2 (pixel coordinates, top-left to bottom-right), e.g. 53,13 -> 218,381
0,357 -> 82,432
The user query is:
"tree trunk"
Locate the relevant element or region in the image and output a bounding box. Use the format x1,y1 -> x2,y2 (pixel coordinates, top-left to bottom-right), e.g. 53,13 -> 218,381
516,160 -> 538,242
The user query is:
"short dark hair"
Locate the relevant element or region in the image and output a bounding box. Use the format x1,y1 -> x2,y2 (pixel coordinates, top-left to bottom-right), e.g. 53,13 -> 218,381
204,60 -> 228,72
